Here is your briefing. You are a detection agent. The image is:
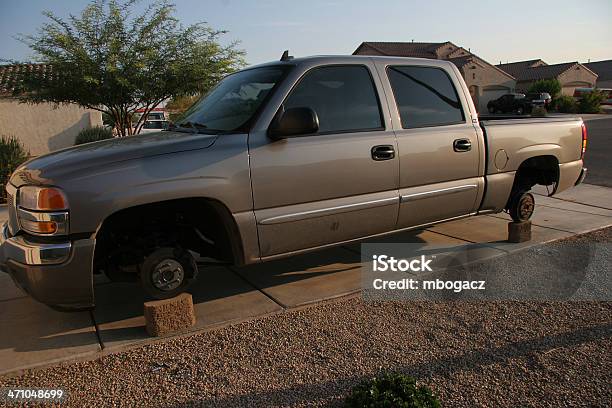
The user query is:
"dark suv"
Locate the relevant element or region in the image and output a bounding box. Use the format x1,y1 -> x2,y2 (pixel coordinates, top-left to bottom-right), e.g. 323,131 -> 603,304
526,92 -> 552,108
487,93 -> 529,114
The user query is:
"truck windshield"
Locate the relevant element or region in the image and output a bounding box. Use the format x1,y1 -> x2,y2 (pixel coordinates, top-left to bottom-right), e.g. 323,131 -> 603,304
176,66 -> 289,133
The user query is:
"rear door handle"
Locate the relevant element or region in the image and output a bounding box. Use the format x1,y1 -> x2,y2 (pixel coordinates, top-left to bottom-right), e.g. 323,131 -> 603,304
371,145 -> 395,161
453,139 -> 472,152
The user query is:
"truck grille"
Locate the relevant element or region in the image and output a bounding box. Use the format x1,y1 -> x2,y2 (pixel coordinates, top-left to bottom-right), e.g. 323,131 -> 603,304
6,190 -> 19,236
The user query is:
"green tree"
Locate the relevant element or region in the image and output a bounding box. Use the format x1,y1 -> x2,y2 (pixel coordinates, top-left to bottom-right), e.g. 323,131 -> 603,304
12,0 -> 245,136
578,89 -> 604,113
527,79 -> 562,99
0,136 -> 29,203
553,95 -> 577,113
165,94 -> 201,122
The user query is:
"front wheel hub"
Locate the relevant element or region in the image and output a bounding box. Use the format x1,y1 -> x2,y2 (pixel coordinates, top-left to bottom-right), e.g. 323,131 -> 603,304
151,259 -> 184,291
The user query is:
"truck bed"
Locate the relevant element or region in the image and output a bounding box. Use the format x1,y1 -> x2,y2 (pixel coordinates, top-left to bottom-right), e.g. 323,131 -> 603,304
477,115 -> 585,213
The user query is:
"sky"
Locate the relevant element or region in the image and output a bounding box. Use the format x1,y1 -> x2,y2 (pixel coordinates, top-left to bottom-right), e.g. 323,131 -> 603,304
0,0 -> 610,66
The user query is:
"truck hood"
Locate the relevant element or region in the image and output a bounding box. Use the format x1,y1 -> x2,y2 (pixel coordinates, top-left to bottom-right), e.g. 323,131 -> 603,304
10,131 -> 218,186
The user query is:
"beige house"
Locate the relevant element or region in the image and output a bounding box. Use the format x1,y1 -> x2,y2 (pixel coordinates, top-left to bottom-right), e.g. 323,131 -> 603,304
0,64 -> 102,156
585,60 -> 612,89
497,60 -> 598,95
353,41 -> 517,112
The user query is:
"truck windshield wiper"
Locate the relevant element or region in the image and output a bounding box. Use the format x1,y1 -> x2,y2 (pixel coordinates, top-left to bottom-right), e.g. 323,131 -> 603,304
171,121 -> 222,134
178,121 -> 208,131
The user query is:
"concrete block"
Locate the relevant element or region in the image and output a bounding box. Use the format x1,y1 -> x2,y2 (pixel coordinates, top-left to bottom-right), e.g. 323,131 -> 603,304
144,293 -> 196,337
508,221 -> 532,243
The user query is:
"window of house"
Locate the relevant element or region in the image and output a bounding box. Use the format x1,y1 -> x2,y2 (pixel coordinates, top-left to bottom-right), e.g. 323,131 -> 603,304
387,66 -> 465,128
283,65 -> 383,134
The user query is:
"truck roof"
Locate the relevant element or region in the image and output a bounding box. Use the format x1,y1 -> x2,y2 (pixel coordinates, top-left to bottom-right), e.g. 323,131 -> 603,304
248,54 -> 455,70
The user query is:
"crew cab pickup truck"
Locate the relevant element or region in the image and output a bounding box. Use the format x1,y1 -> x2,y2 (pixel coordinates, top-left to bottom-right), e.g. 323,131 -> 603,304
0,55 -> 587,310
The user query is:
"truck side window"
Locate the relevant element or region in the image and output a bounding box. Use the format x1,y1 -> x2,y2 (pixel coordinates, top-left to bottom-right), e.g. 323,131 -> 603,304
284,65 -> 383,134
387,66 -> 465,129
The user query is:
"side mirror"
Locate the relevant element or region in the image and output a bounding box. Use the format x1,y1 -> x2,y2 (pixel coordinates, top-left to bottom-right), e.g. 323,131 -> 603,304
268,107 -> 319,139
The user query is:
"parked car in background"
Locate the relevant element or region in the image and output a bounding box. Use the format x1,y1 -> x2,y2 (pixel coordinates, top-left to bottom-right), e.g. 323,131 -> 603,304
139,119 -> 170,133
526,92 -> 552,108
574,88 -> 612,106
487,93 -> 529,114
134,110 -> 171,134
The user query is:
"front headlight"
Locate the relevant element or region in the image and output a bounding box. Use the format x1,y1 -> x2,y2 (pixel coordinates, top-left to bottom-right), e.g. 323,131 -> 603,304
19,186 -> 69,211
17,186 -> 69,235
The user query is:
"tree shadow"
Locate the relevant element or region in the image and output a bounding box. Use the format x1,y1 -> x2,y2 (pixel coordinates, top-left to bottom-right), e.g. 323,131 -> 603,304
167,323 -> 612,407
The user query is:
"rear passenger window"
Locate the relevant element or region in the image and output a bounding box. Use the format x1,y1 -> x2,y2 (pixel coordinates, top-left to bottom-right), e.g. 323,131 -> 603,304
283,65 -> 383,134
387,66 -> 464,128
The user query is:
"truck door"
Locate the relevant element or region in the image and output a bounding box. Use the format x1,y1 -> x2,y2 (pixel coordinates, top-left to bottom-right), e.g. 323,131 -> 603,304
248,62 -> 399,258
374,62 -> 483,229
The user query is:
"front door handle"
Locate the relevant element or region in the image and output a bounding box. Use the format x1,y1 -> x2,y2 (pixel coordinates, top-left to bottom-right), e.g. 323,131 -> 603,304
371,145 -> 395,161
453,139 -> 472,152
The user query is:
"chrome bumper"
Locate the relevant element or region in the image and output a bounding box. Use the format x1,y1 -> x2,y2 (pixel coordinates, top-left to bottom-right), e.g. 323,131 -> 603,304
1,221 -> 71,266
1,221 -> 94,311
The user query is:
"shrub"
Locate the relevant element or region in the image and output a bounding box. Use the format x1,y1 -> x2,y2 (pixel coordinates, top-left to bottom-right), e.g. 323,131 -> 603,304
528,79 -> 562,99
345,373 -> 441,407
75,126 -> 114,145
578,90 -> 604,114
553,95 -> 578,113
0,135 -> 29,203
531,105 -> 547,117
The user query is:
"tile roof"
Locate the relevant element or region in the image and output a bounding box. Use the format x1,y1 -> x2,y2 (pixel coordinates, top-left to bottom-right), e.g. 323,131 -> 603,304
354,42 -> 448,58
504,62 -> 583,81
447,55 -> 473,68
354,41 -> 515,80
496,59 -> 545,77
585,59 -> 612,81
0,63 -> 53,96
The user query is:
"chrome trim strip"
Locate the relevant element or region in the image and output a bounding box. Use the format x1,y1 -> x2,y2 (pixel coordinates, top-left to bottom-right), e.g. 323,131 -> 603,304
0,222 -> 7,246
400,184 -> 478,203
260,212 -> 478,262
258,196 -> 398,225
5,182 -> 17,197
5,183 -> 18,235
1,222 -> 71,265
17,207 -> 70,235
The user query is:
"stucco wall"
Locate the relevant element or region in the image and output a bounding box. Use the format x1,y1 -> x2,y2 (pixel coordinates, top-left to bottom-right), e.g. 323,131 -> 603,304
558,66 -> 598,95
516,66 -> 598,95
0,100 -> 102,156
461,61 -> 516,112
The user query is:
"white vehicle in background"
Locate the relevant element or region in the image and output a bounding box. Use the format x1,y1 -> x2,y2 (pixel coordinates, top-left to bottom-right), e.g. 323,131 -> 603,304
134,109 -> 171,134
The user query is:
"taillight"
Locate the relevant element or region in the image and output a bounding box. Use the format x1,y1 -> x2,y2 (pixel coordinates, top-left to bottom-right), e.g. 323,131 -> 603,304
581,123 -> 587,159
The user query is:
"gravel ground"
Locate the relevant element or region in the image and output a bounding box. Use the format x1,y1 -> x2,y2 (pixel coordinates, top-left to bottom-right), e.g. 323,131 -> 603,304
1,228 -> 611,407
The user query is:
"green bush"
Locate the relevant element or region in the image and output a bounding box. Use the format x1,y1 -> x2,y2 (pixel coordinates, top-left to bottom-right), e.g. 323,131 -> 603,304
531,105 -> 547,117
553,95 -> 578,113
578,90 -> 604,114
75,126 -> 114,145
0,135 -> 29,203
528,79 -> 562,99
345,373 -> 441,408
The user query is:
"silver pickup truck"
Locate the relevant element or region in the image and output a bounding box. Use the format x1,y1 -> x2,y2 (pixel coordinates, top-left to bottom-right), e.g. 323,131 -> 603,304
0,55 -> 587,310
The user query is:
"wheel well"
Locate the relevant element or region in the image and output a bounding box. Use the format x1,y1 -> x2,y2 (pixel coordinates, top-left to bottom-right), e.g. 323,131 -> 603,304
506,155 -> 559,208
93,198 -> 243,275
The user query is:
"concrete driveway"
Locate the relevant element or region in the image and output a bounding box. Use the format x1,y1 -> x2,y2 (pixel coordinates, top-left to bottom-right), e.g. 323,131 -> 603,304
1,184 -> 611,375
